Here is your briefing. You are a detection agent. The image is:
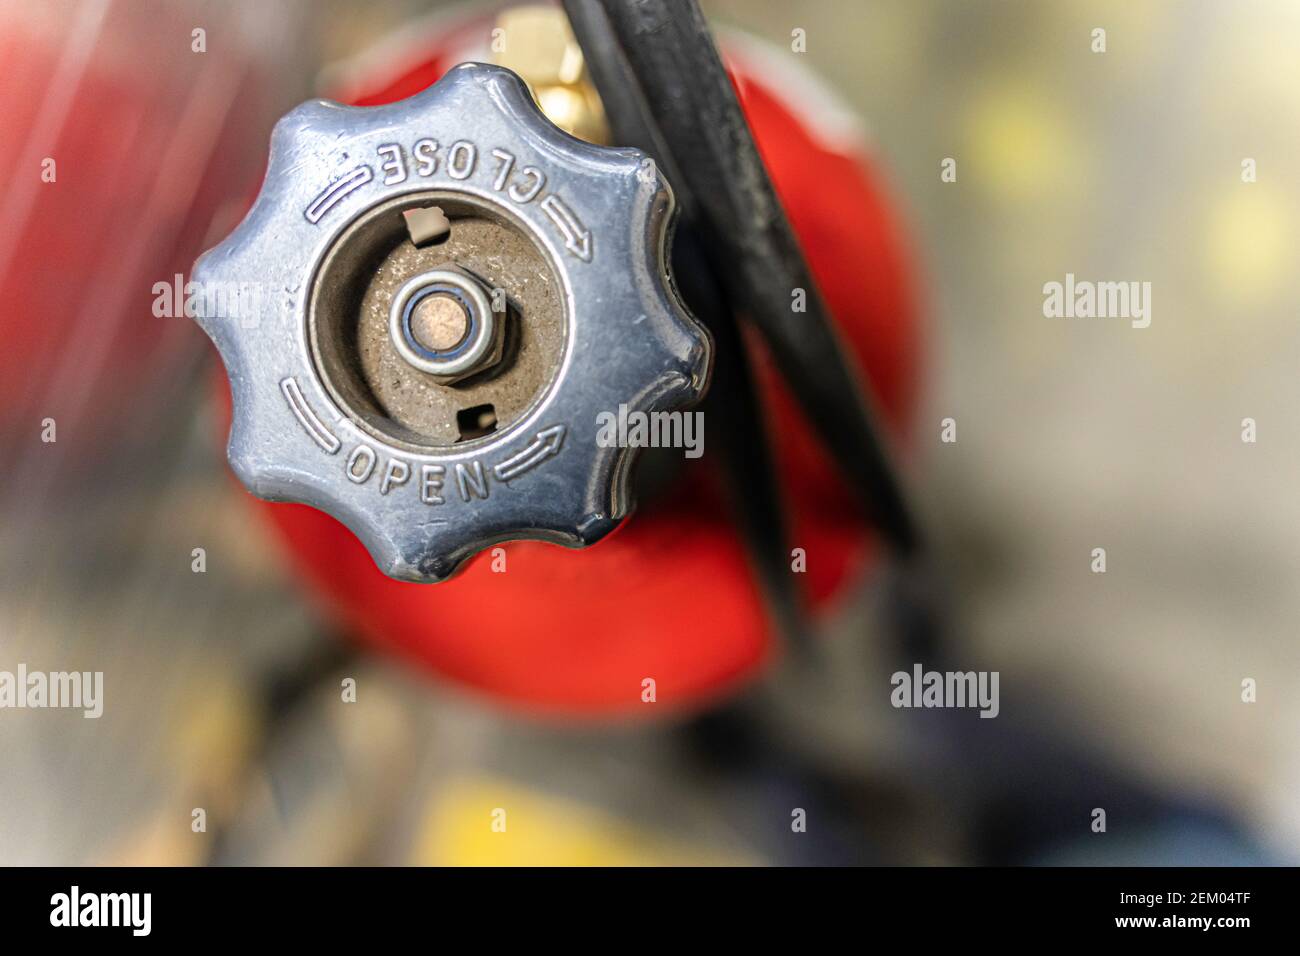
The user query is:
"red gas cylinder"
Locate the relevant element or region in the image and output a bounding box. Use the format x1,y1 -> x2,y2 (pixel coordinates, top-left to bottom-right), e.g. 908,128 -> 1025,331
223,12 -> 922,716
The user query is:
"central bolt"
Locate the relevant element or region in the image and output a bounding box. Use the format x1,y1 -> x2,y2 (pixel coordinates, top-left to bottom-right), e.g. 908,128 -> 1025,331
388,266 -> 505,384
411,293 -> 470,352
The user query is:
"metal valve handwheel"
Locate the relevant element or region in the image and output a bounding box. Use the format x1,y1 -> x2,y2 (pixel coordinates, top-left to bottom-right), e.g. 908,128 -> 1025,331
193,62 -> 711,582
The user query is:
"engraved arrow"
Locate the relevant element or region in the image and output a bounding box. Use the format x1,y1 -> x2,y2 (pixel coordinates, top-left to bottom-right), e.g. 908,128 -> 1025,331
493,425 -> 566,482
541,195 -> 592,261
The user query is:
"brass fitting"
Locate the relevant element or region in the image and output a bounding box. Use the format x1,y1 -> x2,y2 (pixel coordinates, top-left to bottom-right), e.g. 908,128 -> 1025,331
492,5 -> 609,145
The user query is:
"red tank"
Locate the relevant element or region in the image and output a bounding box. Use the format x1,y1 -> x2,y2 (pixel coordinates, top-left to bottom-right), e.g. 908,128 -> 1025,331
220,14 -> 923,716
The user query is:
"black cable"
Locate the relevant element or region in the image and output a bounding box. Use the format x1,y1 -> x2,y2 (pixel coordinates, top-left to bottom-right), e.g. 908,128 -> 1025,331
563,0 -> 922,557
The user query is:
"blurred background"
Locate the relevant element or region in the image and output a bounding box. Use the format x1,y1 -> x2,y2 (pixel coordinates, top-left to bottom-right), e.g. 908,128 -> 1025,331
0,0 -> 1296,865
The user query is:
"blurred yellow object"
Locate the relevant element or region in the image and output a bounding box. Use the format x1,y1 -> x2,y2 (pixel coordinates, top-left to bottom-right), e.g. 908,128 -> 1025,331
167,677 -> 261,811
96,811 -> 208,867
492,4 -> 609,143
414,776 -> 747,866
1203,183 -> 1292,306
963,78 -> 1087,206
